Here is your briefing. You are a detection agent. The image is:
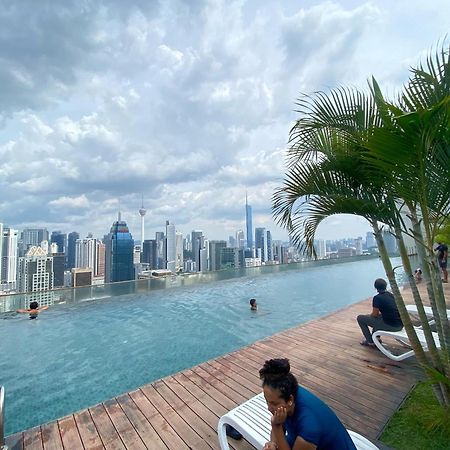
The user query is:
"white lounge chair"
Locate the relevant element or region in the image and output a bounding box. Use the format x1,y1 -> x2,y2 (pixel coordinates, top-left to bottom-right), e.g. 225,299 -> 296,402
217,392 -> 379,450
405,304 -> 450,326
372,326 -> 441,361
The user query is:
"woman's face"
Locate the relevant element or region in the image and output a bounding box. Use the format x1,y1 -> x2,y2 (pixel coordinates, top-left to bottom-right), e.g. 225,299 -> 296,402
263,385 -> 291,415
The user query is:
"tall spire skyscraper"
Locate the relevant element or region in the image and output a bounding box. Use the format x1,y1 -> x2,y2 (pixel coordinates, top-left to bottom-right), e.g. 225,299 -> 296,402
245,192 -> 253,250
139,195 -> 146,246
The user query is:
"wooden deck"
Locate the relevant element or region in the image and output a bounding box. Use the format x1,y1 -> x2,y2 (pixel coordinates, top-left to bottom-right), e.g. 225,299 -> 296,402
6,291 -> 433,450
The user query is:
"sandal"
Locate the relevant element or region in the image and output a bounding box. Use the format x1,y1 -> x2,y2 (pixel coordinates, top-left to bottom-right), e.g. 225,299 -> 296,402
360,340 -> 376,348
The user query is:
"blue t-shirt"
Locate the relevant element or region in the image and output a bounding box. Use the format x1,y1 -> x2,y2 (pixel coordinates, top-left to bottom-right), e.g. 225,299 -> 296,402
284,386 -> 356,449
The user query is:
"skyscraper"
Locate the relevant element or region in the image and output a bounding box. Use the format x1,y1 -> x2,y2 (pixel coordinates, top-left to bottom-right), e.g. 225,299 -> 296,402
20,228 -> 48,256
165,221 -> 176,272
50,231 -> 66,253
18,246 -> 54,305
1,227 -> 18,290
142,239 -> 158,268
255,227 -> 266,261
209,240 -> 227,271
191,230 -> 203,272
245,193 -> 253,250
266,230 -> 273,262
67,231 -> 79,270
104,213 -> 135,283
175,232 -> 183,271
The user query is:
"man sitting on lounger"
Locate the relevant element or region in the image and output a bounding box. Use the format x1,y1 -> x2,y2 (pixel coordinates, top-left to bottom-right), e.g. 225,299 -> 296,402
357,278 -> 403,348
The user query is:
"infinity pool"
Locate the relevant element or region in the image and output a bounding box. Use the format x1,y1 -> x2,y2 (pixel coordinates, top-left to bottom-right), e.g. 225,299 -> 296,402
0,257 -> 399,435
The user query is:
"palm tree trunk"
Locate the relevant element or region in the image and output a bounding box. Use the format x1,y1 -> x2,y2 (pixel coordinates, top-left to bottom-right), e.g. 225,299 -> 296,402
371,220 -> 430,365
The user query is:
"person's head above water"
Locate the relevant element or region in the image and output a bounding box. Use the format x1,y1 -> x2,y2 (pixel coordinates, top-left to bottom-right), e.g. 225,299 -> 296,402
259,358 -> 298,413
374,278 -> 387,293
29,301 -> 39,310
250,298 -> 257,310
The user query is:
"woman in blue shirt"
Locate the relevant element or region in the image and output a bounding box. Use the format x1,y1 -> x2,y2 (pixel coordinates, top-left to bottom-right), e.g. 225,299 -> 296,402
260,358 -> 356,450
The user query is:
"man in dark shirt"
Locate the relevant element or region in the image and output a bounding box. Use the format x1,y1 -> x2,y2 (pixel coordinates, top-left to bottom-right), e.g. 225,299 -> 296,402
357,278 -> 403,348
435,242 -> 448,283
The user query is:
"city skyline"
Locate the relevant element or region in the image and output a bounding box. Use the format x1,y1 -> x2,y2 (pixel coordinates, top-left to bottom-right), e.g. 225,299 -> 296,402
1,1 -> 448,241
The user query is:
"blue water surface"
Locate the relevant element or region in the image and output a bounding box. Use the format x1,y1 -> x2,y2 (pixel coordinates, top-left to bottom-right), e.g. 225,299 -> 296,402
0,257 -> 400,435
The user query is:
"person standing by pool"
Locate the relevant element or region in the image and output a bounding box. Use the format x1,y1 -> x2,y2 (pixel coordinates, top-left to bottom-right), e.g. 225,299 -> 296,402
435,242 -> 448,283
250,298 -> 258,310
260,358 -> 356,450
16,301 -> 48,319
357,278 -> 403,348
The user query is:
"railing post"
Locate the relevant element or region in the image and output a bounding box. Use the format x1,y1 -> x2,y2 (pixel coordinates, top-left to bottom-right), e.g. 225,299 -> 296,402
0,386 -> 8,450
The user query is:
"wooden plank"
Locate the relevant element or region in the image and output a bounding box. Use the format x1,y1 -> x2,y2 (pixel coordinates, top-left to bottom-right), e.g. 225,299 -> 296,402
89,404 -> 126,450
74,409 -> 104,450
153,379 -> 221,450
116,392 -> 170,449
5,432 -> 24,450
23,426 -> 43,450
139,383 -> 214,450
58,416 -> 83,450
103,399 -> 146,450
41,422 -> 63,450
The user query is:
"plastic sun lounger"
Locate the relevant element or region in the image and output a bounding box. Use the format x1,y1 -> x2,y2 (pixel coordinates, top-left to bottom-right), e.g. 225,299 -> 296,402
405,304 -> 450,326
372,326 -> 441,362
217,392 -> 379,450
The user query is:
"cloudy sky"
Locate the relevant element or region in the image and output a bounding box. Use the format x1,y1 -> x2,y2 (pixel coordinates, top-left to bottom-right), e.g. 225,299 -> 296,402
0,0 -> 448,243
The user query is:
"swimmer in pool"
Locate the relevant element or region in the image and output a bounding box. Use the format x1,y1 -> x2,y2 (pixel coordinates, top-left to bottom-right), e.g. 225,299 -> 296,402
16,301 -> 48,319
250,298 -> 257,311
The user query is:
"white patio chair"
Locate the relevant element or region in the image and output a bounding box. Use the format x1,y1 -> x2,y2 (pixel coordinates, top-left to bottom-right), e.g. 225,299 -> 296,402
372,326 -> 441,361
217,392 -> 379,450
405,304 -> 450,327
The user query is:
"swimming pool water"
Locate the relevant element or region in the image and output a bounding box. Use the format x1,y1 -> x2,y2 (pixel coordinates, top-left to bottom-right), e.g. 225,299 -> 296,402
0,257 -> 399,435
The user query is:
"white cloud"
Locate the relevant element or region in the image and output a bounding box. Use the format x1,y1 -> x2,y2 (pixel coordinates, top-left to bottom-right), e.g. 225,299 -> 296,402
0,0 -> 448,241
49,195 -> 90,209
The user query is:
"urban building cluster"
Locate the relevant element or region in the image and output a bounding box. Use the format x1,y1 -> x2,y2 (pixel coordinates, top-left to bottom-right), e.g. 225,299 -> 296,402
0,197 -> 396,302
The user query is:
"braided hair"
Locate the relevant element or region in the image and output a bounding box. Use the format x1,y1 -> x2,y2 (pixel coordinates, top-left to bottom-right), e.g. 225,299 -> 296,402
259,358 -> 298,401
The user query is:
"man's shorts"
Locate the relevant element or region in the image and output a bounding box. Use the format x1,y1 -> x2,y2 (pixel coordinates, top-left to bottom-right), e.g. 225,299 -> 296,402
439,259 -> 448,269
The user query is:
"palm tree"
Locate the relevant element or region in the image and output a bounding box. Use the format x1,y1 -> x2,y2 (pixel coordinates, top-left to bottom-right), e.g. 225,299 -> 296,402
273,42 -> 450,406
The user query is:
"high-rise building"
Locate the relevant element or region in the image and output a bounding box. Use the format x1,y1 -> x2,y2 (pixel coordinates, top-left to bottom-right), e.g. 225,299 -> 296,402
1,227 -> 18,290
314,239 -> 326,259
355,237 -> 363,256
266,230 -> 272,261
96,241 -> 105,277
18,246 -> 54,305
75,238 -> 98,271
191,230 -> 204,272
155,231 -> 165,269
209,240 -> 227,271
255,227 -> 266,261
52,252 -> 65,287
142,239 -> 158,268
0,222 -> 3,278
20,228 -> 49,256
67,231 -> 79,270
245,193 -> 253,250
50,231 -> 66,254
175,232 -> 183,272
165,221 -> 176,272
236,230 -> 245,248
220,247 -> 244,269
104,214 -> 135,283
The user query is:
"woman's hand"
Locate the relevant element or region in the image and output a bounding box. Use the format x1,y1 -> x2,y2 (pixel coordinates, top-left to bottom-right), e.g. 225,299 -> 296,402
271,405 -> 288,426
263,441 -> 277,450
